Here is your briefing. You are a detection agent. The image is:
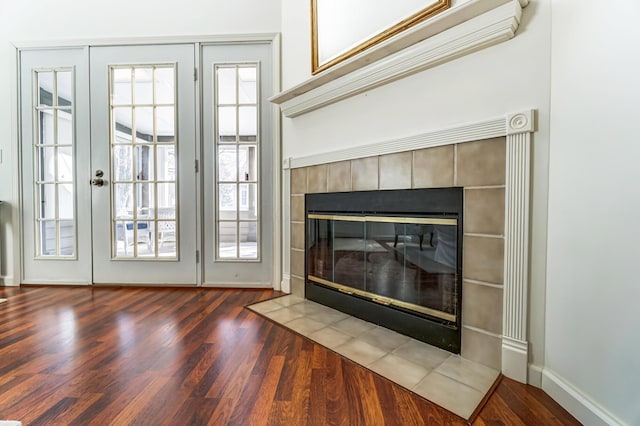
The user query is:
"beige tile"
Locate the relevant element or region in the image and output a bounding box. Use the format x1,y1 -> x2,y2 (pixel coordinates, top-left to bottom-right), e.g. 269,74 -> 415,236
265,307 -> 305,324
309,327 -> 353,350
464,188 -> 505,235
456,137 -> 506,187
413,372 -> 484,420
291,222 -> 305,250
291,248 -> 305,278
290,300 -> 332,316
291,195 -> 305,222
273,295 -> 304,307
308,308 -> 350,325
334,339 -> 388,366
435,356 -> 499,394
328,161 -> 352,192
351,157 -> 379,191
331,316 -> 377,337
379,152 -> 412,190
392,339 -> 452,370
462,281 -> 503,334
369,354 -> 430,390
290,275 -> 305,297
307,164 -> 328,193
463,236 -> 504,284
461,327 -> 502,370
358,326 -> 412,353
291,167 -> 308,195
249,300 -> 283,314
413,145 -> 455,188
286,317 -> 327,335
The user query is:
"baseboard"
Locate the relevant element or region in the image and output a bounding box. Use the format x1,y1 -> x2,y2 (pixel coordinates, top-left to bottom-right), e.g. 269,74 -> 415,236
280,274 -> 291,293
528,363 -> 543,387
542,368 -> 623,426
0,276 -> 18,286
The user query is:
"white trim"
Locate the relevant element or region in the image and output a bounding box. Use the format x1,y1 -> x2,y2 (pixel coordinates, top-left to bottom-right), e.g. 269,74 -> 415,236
528,363 -> 543,387
202,281 -> 273,288
271,33 -> 283,291
12,33 -> 280,49
502,336 -> 528,383
542,368 -> 624,426
271,1 -> 525,117
281,273 -> 291,294
290,115 -> 507,169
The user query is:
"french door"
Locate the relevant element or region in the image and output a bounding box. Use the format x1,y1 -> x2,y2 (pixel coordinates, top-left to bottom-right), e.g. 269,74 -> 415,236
20,44 -> 198,285
19,41 -> 275,286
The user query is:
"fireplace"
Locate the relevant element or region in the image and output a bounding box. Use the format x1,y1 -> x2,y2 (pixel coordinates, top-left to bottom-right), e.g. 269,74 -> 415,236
305,188 -> 463,353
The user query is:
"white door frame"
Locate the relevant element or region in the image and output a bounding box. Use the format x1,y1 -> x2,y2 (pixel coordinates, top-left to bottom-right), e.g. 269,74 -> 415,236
11,34 -> 282,289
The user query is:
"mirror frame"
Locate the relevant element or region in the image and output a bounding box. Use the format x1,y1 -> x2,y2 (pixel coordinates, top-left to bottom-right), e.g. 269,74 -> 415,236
311,0 -> 450,75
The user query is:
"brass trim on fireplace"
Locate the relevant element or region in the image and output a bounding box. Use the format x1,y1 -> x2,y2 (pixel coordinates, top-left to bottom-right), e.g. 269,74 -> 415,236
307,214 -> 457,226
308,275 -> 457,323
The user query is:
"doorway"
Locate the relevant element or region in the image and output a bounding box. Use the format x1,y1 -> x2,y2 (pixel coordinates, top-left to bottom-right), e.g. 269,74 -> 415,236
18,40 -> 277,286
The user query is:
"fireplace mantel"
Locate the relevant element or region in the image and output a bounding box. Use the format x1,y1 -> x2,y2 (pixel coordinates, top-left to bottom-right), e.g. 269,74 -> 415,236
271,0 -> 529,118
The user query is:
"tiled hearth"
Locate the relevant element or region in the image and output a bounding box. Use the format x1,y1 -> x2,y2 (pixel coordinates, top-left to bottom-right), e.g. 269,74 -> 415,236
248,294 -> 500,420
290,136 -> 507,371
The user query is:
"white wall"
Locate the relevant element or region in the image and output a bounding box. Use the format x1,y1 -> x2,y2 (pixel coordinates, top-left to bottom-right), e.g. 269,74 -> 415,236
0,0 -> 280,283
545,1 -> 640,425
281,0 -> 551,384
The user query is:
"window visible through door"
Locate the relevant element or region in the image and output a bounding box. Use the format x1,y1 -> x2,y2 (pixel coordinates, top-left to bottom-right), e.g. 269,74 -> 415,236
215,64 -> 260,260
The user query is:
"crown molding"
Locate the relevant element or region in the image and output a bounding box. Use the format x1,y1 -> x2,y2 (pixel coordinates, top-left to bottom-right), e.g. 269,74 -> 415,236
271,0 -> 526,118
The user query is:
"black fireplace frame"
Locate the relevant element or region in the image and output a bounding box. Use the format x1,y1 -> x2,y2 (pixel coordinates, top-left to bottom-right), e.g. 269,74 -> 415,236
305,188 -> 464,353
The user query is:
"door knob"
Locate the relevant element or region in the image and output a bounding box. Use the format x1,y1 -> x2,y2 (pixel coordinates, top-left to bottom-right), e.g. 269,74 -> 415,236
95,169 -> 104,177
91,178 -> 105,187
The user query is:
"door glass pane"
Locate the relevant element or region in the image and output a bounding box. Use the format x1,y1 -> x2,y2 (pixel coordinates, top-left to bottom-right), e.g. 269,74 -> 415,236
112,68 -> 132,105
33,68 -> 76,257
154,68 -> 174,104
110,64 -> 178,259
214,64 -> 259,260
37,72 -> 54,107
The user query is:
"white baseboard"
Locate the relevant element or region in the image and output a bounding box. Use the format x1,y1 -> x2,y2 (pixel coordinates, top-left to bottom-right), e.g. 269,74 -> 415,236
280,274 -> 291,293
528,363 -> 543,388
0,276 -> 18,286
542,368 -> 623,426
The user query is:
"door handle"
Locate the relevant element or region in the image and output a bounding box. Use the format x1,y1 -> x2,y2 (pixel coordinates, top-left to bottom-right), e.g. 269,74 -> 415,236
91,178 -> 105,187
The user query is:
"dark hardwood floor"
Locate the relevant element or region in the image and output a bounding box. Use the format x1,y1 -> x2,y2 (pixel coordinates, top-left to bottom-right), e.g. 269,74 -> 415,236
0,286 -> 579,425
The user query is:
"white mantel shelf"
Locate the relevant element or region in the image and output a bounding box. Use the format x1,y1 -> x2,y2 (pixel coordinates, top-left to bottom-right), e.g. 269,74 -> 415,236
270,0 -> 528,118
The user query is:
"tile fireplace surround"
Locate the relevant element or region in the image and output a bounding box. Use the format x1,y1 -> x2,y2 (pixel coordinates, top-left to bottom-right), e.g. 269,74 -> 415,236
285,110 -> 534,383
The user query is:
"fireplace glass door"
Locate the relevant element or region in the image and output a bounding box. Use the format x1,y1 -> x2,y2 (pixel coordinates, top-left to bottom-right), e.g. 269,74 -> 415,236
307,214 -> 459,325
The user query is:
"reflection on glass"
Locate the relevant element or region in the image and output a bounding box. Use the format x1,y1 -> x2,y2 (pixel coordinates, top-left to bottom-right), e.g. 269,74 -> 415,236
218,146 -> 237,182
135,107 -> 154,142
113,146 -> 133,181
238,145 -> 257,181
112,68 -> 132,105
239,183 -> 257,220
135,68 -> 153,104
219,222 -> 238,258
37,72 -> 54,107
219,183 -> 237,211
154,68 -> 174,104
113,183 -> 133,219
156,146 -> 175,180
40,111 -> 55,145
59,220 -> 75,256
56,71 -> 72,106
156,106 -> 175,141
238,106 -> 257,136
39,147 -> 55,181
217,67 -> 236,104
218,106 -> 236,138
135,145 -> 154,181
113,107 -> 133,142
58,184 -> 74,219
57,146 -> 73,182
57,111 -> 73,145
238,67 -> 257,104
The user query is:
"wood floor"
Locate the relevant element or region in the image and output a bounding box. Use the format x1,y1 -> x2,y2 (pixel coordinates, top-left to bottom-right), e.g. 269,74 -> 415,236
0,286 -> 579,425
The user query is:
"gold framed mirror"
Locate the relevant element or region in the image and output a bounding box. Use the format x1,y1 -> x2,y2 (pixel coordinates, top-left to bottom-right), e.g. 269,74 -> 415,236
311,0 -> 450,75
